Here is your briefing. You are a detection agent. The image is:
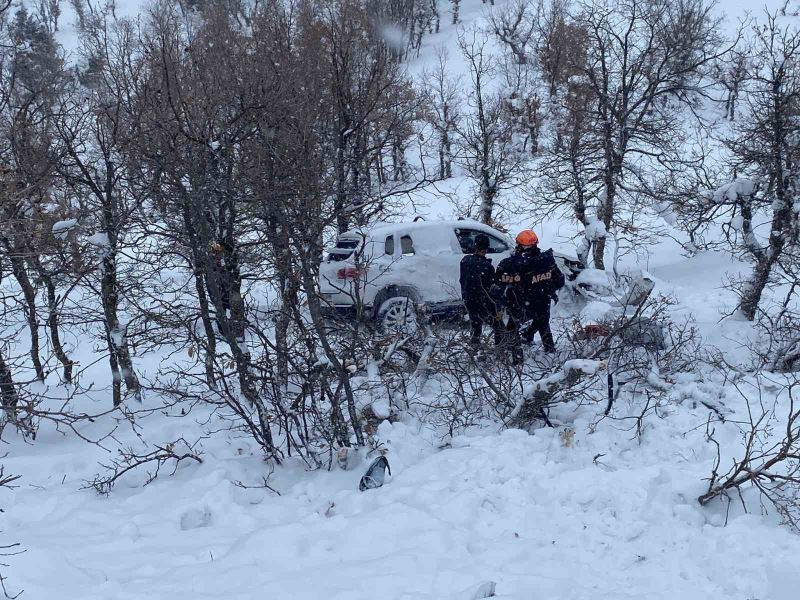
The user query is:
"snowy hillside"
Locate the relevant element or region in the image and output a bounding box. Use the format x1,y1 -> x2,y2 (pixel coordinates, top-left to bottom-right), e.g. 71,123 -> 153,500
2,1 -> 800,599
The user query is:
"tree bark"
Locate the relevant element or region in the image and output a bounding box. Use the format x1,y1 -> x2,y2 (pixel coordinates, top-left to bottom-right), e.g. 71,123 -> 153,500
0,347 -> 18,411
479,181 -> 496,225
37,265 -> 73,383
8,254 -> 45,381
738,72 -> 794,320
100,244 -> 140,400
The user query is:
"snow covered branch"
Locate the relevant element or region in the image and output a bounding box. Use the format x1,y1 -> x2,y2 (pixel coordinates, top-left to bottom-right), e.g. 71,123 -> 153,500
699,377 -> 800,531
85,437 -> 203,495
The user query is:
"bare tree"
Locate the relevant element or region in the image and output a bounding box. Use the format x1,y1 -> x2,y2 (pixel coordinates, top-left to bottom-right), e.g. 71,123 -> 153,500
560,0 -> 727,269
324,0 -> 421,232
52,4 -> 142,404
423,48 -> 461,179
488,0 -> 538,65
713,44 -> 752,120
455,28 -> 528,224
699,375 -> 800,532
86,437 -> 203,494
722,9 -> 800,321
36,0 -> 61,32
536,0 -> 587,97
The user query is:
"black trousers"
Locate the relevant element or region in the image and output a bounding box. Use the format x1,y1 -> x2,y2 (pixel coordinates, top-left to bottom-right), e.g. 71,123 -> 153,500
466,301 -> 501,346
505,305 -> 555,363
521,311 -> 555,352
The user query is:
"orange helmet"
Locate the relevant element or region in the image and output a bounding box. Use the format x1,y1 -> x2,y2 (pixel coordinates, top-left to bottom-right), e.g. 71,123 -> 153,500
515,229 -> 539,247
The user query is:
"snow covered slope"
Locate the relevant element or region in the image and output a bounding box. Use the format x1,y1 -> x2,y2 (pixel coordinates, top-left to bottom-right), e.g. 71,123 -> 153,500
7,386 -> 800,599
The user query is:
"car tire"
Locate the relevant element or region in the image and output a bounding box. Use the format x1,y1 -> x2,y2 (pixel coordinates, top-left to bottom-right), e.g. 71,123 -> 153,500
377,296 -> 418,335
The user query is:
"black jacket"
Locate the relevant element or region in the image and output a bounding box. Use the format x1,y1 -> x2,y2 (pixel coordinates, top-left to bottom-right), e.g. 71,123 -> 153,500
460,253 -> 496,308
494,247 -> 565,316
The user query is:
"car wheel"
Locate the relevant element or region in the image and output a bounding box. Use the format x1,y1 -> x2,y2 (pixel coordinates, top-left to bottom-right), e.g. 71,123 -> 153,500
377,296 -> 418,335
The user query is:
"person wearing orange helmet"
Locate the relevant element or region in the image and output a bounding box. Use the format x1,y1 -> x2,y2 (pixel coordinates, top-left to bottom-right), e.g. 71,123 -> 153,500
493,229 -> 565,364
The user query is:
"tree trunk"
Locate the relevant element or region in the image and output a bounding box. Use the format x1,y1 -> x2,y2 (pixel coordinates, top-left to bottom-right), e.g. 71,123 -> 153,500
739,259 -> 774,321
39,267 -> 73,383
480,179 -> 496,225
101,247 -> 140,400
198,209 -> 277,456
8,255 -> 45,381
193,268 -> 218,388
180,193 -> 217,387
592,232 -> 606,270
594,157 -> 619,270
0,347 -> 18,411
738,78 -> 794,320
272,223 -> 296,397
336,127 -> 350,234
106,325 -> 123,407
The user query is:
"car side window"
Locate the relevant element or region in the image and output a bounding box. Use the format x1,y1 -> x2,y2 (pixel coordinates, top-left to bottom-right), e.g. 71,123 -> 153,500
400,235 -> 415,256
384,235 -> 395,256
455,229 -> 508,254
486,235 -> 509,254
455,229 -> 475,253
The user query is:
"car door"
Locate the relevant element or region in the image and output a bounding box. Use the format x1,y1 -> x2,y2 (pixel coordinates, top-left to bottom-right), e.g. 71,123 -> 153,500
362,232 -> 398,306
454,227 -> 512,298
385,230 -> 434,301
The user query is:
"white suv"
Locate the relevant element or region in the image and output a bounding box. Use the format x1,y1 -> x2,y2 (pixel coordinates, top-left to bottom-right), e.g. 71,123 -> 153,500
319,219 -> 579,329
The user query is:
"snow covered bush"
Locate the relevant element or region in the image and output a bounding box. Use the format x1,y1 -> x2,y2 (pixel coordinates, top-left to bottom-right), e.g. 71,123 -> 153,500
0,465 -> 22,599
400,293 -> 706,438
699,374 -> 800,532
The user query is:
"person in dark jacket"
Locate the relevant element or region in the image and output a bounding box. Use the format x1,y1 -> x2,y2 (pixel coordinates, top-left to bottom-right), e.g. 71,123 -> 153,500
460,234 -> 501,347
494,229 -> 565,363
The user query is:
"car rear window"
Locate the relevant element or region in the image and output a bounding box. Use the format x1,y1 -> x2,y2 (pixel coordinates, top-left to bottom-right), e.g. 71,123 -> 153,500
327,237 -> 361,262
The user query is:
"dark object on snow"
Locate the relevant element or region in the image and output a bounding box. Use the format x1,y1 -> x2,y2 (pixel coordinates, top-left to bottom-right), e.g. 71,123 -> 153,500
468,581 -> 497,599
605,372 -> 615,416
359,455 -> 391,491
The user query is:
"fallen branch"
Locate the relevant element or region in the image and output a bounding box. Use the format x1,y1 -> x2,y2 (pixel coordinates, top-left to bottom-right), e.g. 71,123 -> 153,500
84,437 -> 204,495
698,378 -> 800,530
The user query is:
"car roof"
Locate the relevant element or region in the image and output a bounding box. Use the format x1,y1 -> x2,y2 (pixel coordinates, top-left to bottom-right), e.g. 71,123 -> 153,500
340,219 -> 508,239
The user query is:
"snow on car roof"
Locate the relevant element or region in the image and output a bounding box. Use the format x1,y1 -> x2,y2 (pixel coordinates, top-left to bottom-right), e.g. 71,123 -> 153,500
341,219 -> 504,239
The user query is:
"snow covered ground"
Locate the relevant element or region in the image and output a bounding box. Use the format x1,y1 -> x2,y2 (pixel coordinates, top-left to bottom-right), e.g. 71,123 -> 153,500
6,345 -> 800,599
4,1 -> 800,599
